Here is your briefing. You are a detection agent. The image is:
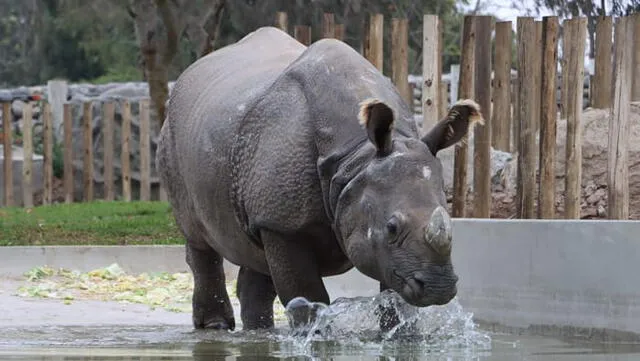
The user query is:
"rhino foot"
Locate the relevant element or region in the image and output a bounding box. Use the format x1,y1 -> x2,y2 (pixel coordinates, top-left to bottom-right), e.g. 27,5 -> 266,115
237,266 -> 277,330
186,243 -> 236,331
197,318 -> 234,330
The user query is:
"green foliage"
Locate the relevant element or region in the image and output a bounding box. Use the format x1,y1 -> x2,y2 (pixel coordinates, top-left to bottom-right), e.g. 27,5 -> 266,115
0,201 -> 184,246
0,0 -> 469,87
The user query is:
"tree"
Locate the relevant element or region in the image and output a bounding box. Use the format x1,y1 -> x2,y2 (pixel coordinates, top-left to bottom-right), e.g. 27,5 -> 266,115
128,0 -> 225,127
526,0 -> 640,58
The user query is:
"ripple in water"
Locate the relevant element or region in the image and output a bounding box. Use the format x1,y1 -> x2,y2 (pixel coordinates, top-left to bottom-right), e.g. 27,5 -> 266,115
280,290 -> 492,356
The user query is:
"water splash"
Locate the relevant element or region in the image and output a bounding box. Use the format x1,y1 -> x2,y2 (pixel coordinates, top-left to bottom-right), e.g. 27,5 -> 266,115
281,290 -> 492,356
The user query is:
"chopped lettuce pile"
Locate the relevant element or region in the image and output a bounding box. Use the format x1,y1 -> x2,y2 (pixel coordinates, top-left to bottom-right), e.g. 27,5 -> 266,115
16,264 -> 287,320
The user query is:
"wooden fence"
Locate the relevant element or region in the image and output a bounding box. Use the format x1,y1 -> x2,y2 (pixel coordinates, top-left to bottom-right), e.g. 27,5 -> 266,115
1,11 -> 639,221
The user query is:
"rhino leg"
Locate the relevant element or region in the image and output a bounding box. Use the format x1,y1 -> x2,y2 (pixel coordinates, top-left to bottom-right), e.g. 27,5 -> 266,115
262,230 -> 330,309
236,266 -> 277,330
186,243 -> 235,330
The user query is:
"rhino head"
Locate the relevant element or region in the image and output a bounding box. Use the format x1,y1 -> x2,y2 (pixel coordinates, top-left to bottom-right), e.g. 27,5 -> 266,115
333,98 -> 483,308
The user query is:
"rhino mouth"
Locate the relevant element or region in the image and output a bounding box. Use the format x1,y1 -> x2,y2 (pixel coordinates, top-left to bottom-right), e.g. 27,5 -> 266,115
392,269 -> 457,307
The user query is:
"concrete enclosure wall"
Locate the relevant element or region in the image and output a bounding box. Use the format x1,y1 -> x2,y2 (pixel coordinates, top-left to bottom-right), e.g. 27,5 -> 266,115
2,218 -> 639,341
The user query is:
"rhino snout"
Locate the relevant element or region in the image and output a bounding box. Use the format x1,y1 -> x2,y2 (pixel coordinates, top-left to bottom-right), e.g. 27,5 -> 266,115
403,267 -> 458,307
424,206 -> 453,256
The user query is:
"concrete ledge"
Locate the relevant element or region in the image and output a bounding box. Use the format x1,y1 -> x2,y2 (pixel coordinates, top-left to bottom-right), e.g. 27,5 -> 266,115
2,218 -> 640,342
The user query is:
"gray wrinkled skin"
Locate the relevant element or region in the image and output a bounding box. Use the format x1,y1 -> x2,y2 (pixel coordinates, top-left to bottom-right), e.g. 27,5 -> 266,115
156,27 -> 483,331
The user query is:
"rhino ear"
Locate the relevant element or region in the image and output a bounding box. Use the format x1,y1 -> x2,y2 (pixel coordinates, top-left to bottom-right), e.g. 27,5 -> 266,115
358,98 -> 395,157
421,99 -> 484,155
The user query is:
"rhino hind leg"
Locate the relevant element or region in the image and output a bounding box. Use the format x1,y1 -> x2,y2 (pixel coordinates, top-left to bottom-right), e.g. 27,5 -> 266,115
186,242 -> 235,330
236,266 -> 277,330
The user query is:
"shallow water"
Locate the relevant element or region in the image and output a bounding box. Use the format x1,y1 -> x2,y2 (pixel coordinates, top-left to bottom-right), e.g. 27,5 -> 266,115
1,291 -> 640,360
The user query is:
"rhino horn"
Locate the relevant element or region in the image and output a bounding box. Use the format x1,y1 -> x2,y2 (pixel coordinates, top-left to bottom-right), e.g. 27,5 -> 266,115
424,206 -> 453,255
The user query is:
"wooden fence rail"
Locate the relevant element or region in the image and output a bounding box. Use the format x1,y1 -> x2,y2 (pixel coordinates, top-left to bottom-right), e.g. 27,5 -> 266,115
1,11 -> 638,222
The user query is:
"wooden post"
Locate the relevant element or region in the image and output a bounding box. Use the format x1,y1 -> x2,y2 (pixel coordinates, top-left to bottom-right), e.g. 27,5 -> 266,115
294,25 -> 311,46
492,21 -> 512,152
121,100 -> 132,202
534,21 -> 543,135
632,13 -> 640,102
561,23 -> 573,120
22,103 -> 33,208
563,17 -> 587,219
82,101 -> 93,202
275,11 -> 288,33
63,103 -> 73,204
322,13 -> 335,38
335,24 -> 345,41
422,14 -> 441,133
608,16 -> 634,220
391,18 -> 411,106
139,99 -> 151,201
364,13 -> 384,71
42,102 -> 53,205
103,102 -> 115,201
47,80 -> 68,140
538,16 -> 560,219
473,16 -> 493,219
2,102 -> 12,207
516,17 -> 538,219
593,16 -> 613,108
439,82 -> 448,119
452,16 -> 475,218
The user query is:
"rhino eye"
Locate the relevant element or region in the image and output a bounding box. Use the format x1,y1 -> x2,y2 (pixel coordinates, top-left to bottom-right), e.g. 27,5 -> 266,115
386,217 -> 399,235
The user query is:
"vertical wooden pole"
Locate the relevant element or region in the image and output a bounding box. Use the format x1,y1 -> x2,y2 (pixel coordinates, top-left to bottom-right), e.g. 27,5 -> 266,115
563,17 -> 587,219
561,23 -> 573,119
391,18 -> 411,106
493,21 -> 512,152
42,102 -> 53,205
82,101 -> 93,202
593,16 -> 613,108
439,82 -> 448,119
139,99 -> 151,201
422,14 -> 441,133
2,102 -> 13,207
364,13 -> 384,71
538,16 -> 560,219
63,103 -> 73,204
294,25 -> 311,46
534,21 -> 543,135
322,13 -> 335,38
608,16 -> 634,220
473,16 -> 493,219
516,17 -> 537,219
631,13 -> 640,101
275,11 -> 288,33
452,16 -> 476,218
103,102 -> 115,201
335,24 -> 345,41
22,103 -> 33,208
121,100 -> 132,202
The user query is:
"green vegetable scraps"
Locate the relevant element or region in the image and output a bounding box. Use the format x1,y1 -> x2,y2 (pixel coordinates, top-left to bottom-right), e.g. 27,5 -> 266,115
16,264 -> 287,320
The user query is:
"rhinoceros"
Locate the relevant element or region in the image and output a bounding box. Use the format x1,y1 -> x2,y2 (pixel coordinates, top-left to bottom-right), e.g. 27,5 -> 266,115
156,26 -> 483,331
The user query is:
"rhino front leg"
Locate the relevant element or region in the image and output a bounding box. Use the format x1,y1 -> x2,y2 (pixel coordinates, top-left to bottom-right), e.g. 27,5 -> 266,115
261,230 -> 330,308
186,242 -> 235,330
236,266 -> 277,330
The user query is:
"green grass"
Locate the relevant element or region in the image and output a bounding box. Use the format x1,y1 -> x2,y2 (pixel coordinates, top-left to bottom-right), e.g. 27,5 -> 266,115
0,201 -> 185,246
